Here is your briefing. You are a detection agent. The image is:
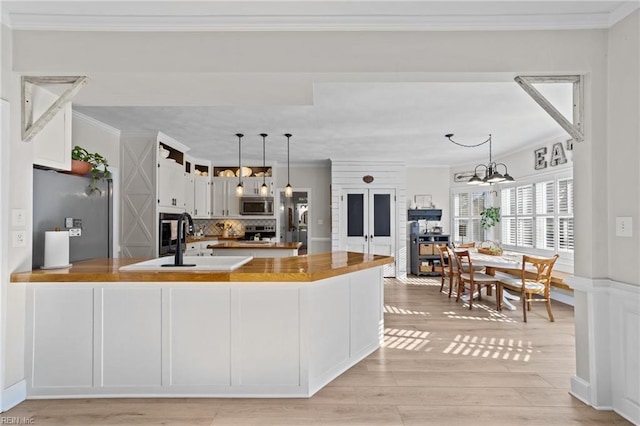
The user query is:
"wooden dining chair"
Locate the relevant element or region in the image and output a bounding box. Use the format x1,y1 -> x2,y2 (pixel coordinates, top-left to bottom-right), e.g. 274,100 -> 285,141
435,245 -> 454,297
454,250 -> 500,310
497,254 -> 560,322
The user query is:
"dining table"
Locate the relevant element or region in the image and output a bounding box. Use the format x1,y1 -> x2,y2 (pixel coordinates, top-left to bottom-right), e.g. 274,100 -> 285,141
454,249 -> 524,310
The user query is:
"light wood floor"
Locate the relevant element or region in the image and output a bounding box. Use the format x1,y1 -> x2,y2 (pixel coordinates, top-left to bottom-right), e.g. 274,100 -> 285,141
5,276 -> 632,425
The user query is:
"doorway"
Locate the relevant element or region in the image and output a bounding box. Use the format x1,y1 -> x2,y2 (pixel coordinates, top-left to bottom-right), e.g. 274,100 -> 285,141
279,190 -> 310,255
340,187 -> 396,277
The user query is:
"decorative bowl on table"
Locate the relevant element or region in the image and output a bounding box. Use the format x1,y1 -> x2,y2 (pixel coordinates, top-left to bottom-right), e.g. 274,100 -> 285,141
478,241 -> 503,256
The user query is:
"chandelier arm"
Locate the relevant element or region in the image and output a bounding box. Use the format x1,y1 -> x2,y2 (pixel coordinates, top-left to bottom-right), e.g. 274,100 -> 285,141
445,134 -> 492,148
474,164 -> 488,174
495,162 -> 509,172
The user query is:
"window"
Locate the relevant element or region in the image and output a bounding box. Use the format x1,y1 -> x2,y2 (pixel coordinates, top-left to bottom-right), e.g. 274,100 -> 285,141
452,191 -> 485,244
500,172 -> 573,254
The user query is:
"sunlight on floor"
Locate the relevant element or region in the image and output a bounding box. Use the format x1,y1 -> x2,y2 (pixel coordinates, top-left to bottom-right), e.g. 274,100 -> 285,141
443,302 -> 517,323
382,328 -> 432,351
384,304 -> 430,316
394,276 -> 441,286
443,334 -> 534,361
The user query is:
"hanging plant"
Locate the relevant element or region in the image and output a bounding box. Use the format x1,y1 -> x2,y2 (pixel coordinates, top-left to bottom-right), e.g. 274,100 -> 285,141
71,146 -> 111,193
480,207 -> 501,230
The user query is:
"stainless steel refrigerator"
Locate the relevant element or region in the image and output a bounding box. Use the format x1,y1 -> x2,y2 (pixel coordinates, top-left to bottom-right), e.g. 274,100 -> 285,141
32,168 -> 112,269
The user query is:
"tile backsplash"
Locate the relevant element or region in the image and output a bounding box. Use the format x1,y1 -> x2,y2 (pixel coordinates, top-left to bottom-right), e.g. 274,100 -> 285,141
194,218 -> 276,237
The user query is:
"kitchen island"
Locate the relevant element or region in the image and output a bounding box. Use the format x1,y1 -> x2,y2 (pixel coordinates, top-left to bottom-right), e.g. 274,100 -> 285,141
11,252 -> 393,399
207,240 -> 301,257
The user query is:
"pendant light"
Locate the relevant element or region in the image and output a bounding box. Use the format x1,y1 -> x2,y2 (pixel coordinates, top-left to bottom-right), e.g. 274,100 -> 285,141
445,133 -> 515,185
284,133 -> 293,198
259,133 -> 269,196
235,133 -> 244,196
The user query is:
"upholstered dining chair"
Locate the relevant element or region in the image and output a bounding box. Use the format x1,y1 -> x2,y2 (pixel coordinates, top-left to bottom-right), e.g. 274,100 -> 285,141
435,245 -> 455,297
454,250 -> 500,310
496,254 -> 560,322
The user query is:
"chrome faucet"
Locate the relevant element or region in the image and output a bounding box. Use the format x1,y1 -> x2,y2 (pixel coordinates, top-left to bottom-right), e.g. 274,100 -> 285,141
163,212 -> 195,267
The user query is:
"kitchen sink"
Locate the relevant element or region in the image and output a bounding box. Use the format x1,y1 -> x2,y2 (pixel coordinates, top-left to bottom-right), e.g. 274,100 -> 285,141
119,256 -> 253,271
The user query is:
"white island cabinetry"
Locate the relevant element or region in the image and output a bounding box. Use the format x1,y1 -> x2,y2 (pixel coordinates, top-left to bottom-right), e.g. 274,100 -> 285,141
24,266 -> 384,398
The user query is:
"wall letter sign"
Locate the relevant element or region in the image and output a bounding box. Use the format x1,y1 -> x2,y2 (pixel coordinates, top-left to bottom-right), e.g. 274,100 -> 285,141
534,147 -> 547,170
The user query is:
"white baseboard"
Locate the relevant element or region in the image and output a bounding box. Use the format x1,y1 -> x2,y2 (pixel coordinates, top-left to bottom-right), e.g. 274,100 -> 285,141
570,375 -> 591,406
2,380 -> 26,412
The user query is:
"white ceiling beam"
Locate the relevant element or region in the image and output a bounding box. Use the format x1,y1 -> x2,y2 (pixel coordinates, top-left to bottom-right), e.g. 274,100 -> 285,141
21,76 -> 88,142
514,75 -> 584,143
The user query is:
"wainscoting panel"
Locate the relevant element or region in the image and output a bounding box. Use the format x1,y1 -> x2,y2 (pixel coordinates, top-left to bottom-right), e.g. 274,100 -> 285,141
569,277 -> 640,425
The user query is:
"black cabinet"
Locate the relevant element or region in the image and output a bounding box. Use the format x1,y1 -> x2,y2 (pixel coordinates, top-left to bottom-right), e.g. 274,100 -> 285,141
410,233 -> 450,276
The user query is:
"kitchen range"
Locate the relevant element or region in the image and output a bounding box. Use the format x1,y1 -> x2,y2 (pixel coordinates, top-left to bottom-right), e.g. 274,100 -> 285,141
241,224 -> 276,241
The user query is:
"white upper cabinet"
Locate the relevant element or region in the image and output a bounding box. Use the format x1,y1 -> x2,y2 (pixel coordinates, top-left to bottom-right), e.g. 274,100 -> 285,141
32,85 -> 72,170
156,137 -> 190,213
211,178 -> 240,218
242,177 -> 274,197
157,159 -> 186,212
194,176 -> 211,218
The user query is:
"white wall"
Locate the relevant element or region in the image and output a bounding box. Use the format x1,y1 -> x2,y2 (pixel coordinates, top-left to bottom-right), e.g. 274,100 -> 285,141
406,166 -> 450,233
72,111 -> 121,170
608,11 -> 640,286
2,22 -> 30,410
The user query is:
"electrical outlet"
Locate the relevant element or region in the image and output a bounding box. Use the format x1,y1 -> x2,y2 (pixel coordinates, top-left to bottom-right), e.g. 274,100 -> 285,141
12,230 -> 26,247
73,219 -> 83,228
69,228 -> 82,237
616,217 -> 632,237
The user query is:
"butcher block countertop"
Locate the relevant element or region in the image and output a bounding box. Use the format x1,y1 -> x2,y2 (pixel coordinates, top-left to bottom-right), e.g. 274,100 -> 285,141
207,241 -> 302,250
11,251 -> 394,283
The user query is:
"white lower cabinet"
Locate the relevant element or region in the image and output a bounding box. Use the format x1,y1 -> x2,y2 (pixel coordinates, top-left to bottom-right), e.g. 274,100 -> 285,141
25,267 -> 383,398
184,240 -> 216,256
28,287 -> 94,388
169,288 -> 231,385
101,288 -> 162,387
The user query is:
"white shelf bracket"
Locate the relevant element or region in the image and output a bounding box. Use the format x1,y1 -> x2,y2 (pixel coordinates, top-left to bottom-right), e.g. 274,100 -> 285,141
514,75 -> 584,143
21,76 -> 88,142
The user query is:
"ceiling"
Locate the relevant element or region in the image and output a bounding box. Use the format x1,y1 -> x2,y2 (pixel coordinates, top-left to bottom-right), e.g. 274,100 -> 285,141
5,1 -> 637,167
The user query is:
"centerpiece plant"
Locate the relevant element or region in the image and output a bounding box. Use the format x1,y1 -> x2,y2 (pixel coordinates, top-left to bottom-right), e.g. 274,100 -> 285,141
480,206 -> 501,230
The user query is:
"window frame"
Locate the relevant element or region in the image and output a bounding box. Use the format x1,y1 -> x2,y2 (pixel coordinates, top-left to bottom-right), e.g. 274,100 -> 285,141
450,188 -> 488,245
499,168 -> 574,267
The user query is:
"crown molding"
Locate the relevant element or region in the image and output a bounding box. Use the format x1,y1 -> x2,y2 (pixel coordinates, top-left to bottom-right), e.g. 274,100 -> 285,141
72,110 -> 121,137
609,1 -> 640,27
4,12 -> 619,32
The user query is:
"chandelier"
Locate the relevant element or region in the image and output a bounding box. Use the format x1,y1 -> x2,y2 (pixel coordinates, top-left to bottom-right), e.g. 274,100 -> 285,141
445,133 -> 515,185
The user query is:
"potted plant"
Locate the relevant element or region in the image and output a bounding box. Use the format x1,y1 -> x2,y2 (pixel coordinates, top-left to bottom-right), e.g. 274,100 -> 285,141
71,145 -> 111,193
480,206 -> 501,230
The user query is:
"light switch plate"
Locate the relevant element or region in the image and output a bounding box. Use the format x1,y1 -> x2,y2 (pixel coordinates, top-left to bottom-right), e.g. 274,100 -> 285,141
12,209 -> 26,227
615,217 -> 632,237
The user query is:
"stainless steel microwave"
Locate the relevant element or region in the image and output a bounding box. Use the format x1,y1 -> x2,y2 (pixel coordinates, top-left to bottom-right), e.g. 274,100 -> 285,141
240,197 -> 274,216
